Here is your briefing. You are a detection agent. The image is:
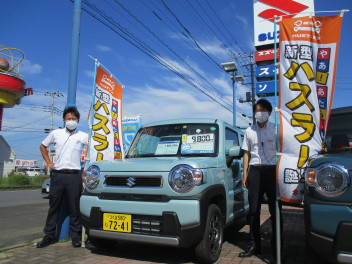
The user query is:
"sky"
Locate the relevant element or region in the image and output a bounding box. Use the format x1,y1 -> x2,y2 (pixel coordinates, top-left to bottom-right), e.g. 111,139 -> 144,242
1,0 -> 351,165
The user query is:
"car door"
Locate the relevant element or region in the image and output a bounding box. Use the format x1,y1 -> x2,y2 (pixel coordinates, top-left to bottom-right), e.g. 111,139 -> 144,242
224,128 -> 246,220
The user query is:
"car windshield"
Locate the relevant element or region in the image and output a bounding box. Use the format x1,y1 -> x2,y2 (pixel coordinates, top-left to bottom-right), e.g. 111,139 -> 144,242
126,123 -> 219,158
325,111 -> 352,152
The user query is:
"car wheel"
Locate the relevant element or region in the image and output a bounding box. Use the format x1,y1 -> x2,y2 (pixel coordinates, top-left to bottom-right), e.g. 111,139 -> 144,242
88,236 -> 116,249
305,246 -> 330,264
194,204 -> 223,264
305,241 -> 331,264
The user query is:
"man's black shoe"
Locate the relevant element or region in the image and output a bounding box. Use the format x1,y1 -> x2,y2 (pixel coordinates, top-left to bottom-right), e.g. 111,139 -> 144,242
72,238 -> 82,248
239,246 -> 260,258
36,236 -> 57,248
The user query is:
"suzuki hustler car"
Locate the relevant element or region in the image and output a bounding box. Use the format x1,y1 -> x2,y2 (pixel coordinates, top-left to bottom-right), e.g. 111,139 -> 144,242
80,118 -> 248,264
304,107 -> 352,264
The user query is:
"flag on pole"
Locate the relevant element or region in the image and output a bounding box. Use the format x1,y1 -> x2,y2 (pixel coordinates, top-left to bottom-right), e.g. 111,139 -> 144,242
122,116 -> 141,150
278,15 -> 343,203
89,65 -> 124,162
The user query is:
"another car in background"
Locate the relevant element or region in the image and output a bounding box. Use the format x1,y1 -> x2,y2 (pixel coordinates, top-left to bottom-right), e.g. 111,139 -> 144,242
41,178 -> 50,197
304,106 -> 352,263
25,167 -> 45,177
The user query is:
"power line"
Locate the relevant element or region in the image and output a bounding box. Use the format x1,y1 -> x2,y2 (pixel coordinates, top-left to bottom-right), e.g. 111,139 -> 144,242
182,0 -> 234,58
194,0 -> 241,56
110,0 -> 233,106
160,0 -> 224,72
2,114 -> 51,132
72,0 -> 251,126
204,0 -> 246,55
79,0 -> 235,113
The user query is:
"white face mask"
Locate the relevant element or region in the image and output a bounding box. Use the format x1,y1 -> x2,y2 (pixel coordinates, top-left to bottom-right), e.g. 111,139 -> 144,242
65,120 -> 78,130
255,112 -> 269,124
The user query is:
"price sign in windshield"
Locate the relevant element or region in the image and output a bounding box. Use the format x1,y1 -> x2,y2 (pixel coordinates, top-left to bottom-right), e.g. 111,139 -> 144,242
181,133 -> 215,154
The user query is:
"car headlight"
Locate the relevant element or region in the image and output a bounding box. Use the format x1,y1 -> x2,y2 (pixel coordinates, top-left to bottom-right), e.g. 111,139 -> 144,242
83,165 -> 100,190
168,165 -> 203,193
305,163 -> 350,197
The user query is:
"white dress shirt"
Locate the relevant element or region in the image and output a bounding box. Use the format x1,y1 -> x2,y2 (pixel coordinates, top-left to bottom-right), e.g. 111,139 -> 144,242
241,122 -> 276,166
42,128 -> 88,170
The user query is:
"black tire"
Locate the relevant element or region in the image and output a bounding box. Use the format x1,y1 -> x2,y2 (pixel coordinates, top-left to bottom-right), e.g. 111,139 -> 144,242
305,246 -> 331,264
88,236 -> 116,249
194,204 -> 224,264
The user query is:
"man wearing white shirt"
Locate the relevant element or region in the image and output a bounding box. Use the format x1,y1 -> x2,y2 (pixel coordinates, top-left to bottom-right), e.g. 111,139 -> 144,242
239,99 -> 282,259
37,107 -> 88,248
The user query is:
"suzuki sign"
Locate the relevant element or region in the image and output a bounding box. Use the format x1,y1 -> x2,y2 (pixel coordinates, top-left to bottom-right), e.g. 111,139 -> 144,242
254,0 -> 314,48
255,48 -> 279,62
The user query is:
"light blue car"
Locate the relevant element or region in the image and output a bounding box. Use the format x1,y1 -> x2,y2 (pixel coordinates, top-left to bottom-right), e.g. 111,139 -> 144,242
80,118 -> 248,264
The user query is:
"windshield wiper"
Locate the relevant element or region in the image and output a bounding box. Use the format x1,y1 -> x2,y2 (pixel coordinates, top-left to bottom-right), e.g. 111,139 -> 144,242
126,154 -> 156,158
180,153 -> 213,157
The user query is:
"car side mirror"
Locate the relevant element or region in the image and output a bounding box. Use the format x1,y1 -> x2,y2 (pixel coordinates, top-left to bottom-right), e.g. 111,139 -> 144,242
229,146 -> 243,158
226,146 -> 243,167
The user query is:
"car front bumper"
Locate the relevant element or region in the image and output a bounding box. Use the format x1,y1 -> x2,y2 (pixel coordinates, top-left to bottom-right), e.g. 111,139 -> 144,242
80,195 -> 203,247
305,201 -> 352,263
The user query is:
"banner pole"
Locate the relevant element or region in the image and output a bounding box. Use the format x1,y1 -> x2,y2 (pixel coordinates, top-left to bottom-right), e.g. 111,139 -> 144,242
82,58 -> 98,247
86,59 -> 99,169
273,15 -> 281,264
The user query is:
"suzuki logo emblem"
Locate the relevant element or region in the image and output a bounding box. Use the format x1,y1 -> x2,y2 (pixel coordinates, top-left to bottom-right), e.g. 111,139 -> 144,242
258,0 -> 309,22
126,177 -> 136,187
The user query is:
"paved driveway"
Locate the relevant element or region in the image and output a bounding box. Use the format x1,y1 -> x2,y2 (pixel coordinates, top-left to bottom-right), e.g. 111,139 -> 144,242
0,205 -> 306,264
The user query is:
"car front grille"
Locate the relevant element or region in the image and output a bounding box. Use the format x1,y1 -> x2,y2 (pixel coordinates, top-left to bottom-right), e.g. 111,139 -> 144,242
132,215 -> 162,235
104,176 -> 162,188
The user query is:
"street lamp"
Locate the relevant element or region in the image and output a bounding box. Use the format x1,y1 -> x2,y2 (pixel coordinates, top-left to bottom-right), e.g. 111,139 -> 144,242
221,61 -> 243,127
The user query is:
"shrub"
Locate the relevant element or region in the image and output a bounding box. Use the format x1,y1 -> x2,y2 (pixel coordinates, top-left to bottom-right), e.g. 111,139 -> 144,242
7,174 -> 30,186
30,175 -> 49,185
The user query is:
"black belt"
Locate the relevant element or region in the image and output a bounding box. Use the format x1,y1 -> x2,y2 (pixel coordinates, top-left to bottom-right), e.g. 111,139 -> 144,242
251,165 -> 276,168
52,169 -> 80,174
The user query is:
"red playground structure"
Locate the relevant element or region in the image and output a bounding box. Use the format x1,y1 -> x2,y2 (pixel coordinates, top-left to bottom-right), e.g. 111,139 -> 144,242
0,45 -> 31,130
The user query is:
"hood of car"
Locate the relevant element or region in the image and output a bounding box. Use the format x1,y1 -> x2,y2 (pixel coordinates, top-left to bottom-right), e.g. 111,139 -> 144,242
89,156 -> 220,173
309,152 -> 352,170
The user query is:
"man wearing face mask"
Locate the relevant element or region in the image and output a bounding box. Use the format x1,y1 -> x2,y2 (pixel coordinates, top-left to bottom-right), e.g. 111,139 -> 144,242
239,99 -> 283,259
37,107 -> 88,248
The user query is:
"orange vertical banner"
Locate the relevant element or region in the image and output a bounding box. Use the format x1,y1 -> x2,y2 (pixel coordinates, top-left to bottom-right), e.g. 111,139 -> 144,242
278,15 -> 343,203
90,65 -> 124,161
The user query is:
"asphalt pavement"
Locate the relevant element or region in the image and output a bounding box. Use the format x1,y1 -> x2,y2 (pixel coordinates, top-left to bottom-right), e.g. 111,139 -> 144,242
0,204 -> 308,264
0,189 -> 47,250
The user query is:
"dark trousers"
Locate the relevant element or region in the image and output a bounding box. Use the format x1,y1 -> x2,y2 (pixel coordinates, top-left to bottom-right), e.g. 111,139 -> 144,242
247,165 -> 282,251
44,171 -> 82,239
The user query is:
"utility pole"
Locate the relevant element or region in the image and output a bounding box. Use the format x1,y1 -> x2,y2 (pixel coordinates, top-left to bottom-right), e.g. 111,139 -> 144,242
44,91 -> 64,164
67,0 -> 82,108
236,53 -> 256,124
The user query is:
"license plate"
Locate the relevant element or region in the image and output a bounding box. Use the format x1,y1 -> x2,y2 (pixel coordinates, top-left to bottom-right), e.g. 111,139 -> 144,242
103,213 -> 131,233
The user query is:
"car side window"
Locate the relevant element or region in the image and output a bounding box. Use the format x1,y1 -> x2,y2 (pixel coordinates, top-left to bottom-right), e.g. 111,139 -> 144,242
225,128 -> 239,155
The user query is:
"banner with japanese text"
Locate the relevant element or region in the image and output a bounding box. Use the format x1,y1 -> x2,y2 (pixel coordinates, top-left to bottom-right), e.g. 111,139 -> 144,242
122,116 -> 141,150
278,15 -> 342,203
15,159 -> 37,167
90,65 -> 124,161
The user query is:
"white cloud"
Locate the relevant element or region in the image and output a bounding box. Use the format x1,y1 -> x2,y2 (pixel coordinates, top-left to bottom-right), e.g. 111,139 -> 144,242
21,59 -> 43,75
121,84 -> 253,128
194,39 -> 230,60
235,14 -> 249,27
96,45 -> 113,52
84,70 -> 95,78
96,45 -> 124,62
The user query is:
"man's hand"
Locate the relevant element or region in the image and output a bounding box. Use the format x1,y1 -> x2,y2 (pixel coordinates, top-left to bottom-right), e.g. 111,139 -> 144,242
47,162 -> 55,169
242,176 -> 248,188
242,150 -> 250,189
